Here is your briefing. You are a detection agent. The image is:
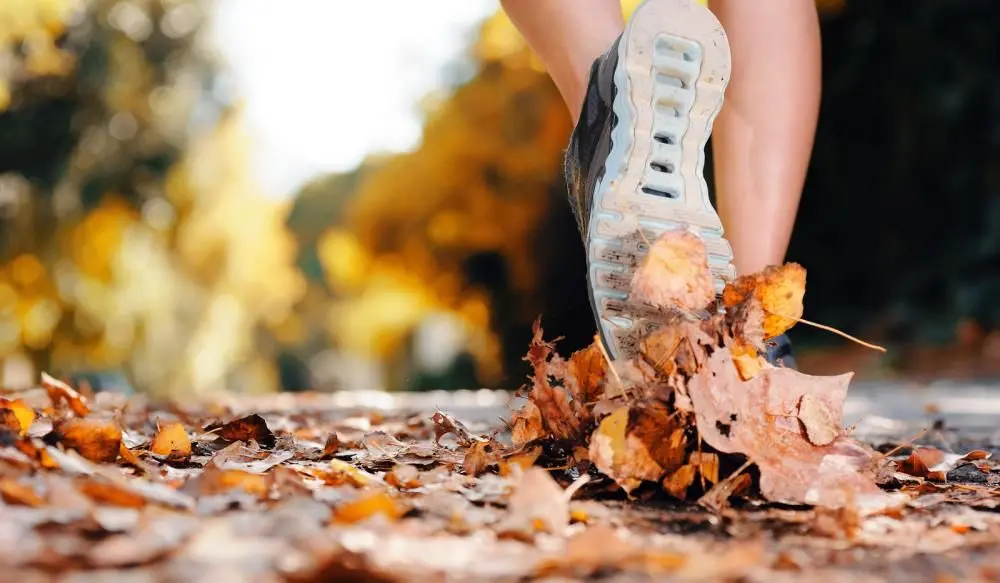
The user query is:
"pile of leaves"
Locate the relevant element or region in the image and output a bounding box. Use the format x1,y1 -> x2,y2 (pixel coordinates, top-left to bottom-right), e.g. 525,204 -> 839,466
0,363 -> 999,580
502,231 -> 967,511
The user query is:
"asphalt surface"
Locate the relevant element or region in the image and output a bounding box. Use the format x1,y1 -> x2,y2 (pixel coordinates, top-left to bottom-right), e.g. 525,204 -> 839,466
264,379 -> 1000,445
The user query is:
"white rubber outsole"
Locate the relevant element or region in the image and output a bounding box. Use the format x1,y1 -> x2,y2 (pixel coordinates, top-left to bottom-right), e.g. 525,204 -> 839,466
587,0 -> 735,360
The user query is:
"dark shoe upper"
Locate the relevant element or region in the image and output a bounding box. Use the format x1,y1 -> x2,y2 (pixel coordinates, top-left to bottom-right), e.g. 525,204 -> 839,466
765,333 -> 797,369
563,36 -> 622,240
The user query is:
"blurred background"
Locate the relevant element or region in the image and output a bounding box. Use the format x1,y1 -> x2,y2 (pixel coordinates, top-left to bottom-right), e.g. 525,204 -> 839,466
2,0 -> 1000,396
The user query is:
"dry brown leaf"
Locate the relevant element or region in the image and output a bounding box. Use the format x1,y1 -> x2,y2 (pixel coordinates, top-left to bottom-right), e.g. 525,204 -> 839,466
40,372 -> 91,417
499,446 -> 542,477
589,406 -> 664,493
690,452 -> 720,484
151,421 -> 192,460
385,464 -> 422,489
212,414 -> 276,448
15,438 -> 60,469
463,440 -> 497,477
431,410 -> 477,446
315,459 -> 379,488
119,443 -> 142,467
731,341 -> 764,381
0,398 -> 35,435
50,417 -> 123,463
797,393 -> 841,446
508,401 -> 545,446
321,433 -> 340,458
699,467 -> 753,511
523,320 -> 584,441
0,478 -> 44,507
566,343 -> 607,403
663,464 -> 697,499
898,447 -> 947,481
722,264 -> 806,341
500,467 -> 570,535
0,407 -> 21,435
76,477 -> 147,508
630,229 -> 716,312
196,464 -> 270,498
333,491 -> 405,524
688,346 -> 886,508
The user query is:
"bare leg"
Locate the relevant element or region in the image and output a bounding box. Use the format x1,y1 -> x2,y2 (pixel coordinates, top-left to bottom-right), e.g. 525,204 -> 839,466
500,0 -> 624,123
708,0 -> 822,275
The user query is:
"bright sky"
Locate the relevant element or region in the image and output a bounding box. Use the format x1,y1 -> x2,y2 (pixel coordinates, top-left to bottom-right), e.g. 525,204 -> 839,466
211,0 -> 498,198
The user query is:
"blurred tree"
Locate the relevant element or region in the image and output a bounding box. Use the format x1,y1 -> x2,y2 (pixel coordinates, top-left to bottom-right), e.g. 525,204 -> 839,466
0,0 -> 304,395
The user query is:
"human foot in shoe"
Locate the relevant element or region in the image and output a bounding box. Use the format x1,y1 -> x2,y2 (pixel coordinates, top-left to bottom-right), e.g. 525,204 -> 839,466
564,0 -> 735,361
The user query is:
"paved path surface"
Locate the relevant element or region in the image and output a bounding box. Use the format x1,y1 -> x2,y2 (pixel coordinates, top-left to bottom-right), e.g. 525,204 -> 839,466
257,380 -> 1000,444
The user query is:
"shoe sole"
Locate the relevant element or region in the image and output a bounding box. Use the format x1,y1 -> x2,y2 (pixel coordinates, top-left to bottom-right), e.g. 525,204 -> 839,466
587,0 -> 734,360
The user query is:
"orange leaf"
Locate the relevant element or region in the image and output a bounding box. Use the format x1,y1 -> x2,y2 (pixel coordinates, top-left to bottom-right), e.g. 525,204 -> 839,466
334,491 -> 405,524
40,372 -> 90,417
197,465 -> 269,498
0,478 -> 44,507
723,264 -> 807,341
0,398 -> 35,435
76,478 -> 147,508
119,443 -> 142,467
567,343 -> 606,403
151,421 -> 192,460
51,418 -> 122,463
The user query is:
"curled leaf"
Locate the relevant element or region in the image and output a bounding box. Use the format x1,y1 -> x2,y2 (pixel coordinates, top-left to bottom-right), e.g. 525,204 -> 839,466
0,398 -> 35,435
151,421 -> 192,460
213,414 -> 276,448
41,372 -> 90,417
50,418 -> 122,463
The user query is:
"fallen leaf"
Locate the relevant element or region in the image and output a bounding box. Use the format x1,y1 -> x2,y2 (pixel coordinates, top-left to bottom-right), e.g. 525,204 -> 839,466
119,443 -> 142,467
499,467 -> 570,535
386,464 -> 422,489
195,463 -> 269,498
523,320 -> 585,441
333,491 -> 405,524
589,402 -> 686,494
151,421 -> 192,460
0,398 -> 35,435
797,393 -> 841,446
321,433 -> 340,458
0,478 -> 44,507
630,229 -> 716,312
688,346 -> 884,508
40,372 -> 91,417
463,439 -> 498,477
590,407 -> 660,493
690,451 -> 720,484
499,446 -> 542,477
49,417 -> 123,463
663,464 -> 697,499
212,414 -> 276,448
566,343 -> 607,403
210,441 -> 293,473
431,411 -> 477,447
76,477 -> 147,508
722,263 -> 806,342
0,408 -> 21,434
316,459 -> 380,488
508,401 -> 546,446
